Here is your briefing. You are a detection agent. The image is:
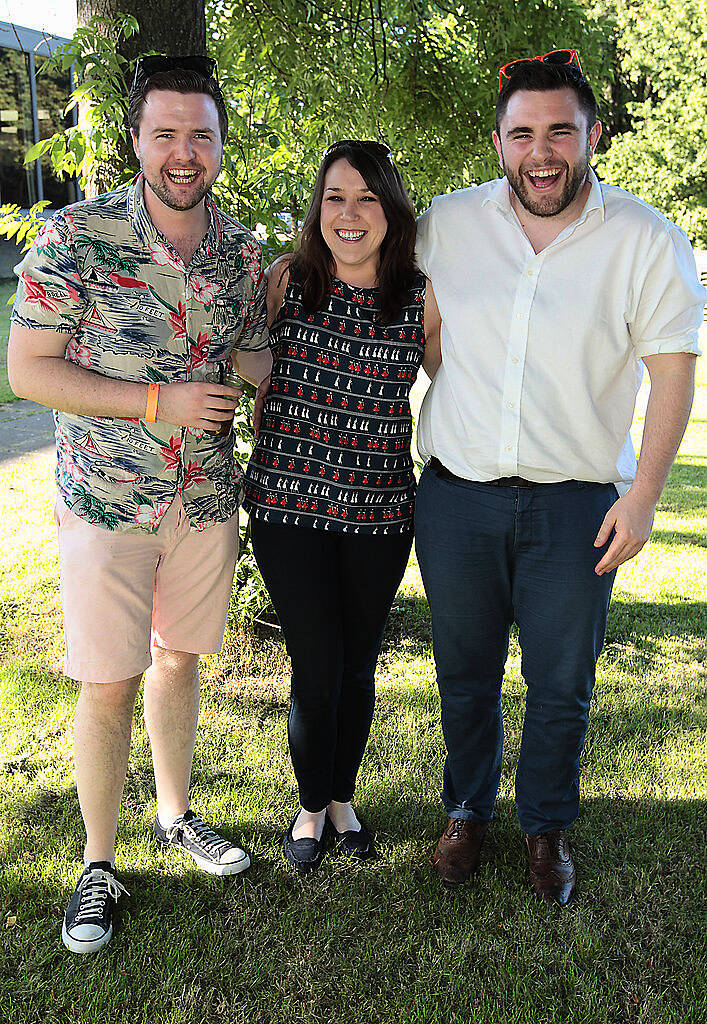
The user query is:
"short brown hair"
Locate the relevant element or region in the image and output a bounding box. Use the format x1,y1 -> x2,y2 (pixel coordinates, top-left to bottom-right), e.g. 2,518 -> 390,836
495,63 -> 597,134
128,69 -> 228,142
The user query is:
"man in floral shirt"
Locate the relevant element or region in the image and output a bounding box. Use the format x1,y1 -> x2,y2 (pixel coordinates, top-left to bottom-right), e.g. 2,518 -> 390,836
8,56 -> 271,953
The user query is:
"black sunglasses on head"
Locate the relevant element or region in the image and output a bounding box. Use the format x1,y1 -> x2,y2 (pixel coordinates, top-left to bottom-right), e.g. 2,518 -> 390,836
132,54 -> 217,90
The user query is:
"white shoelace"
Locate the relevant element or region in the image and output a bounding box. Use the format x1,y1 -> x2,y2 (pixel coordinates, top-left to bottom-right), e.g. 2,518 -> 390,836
74,868 -> 129,924
166,814 -> 232,858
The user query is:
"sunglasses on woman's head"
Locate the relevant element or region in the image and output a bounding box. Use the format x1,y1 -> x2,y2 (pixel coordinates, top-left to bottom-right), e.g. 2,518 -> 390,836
325,140 -> 393,162
132,55 -> 217,89
498,49 -> 583,91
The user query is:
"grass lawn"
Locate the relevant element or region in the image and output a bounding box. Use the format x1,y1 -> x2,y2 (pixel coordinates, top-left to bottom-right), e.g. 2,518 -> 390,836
0,280 -> 15,404
0,362 -> 705,1024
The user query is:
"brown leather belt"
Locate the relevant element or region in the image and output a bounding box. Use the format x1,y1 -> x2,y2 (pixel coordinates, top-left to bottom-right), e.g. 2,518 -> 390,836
428,457 -> 536,489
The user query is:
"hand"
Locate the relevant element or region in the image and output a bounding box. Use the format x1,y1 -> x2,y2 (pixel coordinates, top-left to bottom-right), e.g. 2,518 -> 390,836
253,374 -> 271,438
594,491 -> 656,574
156,382 -> 242,430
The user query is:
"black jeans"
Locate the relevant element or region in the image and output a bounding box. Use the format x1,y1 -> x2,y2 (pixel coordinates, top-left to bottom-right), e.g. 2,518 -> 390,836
251,520 -> 412,812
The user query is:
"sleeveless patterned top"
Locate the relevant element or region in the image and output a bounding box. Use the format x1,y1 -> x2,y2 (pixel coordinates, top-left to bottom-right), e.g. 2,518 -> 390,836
243,270 -> 426,534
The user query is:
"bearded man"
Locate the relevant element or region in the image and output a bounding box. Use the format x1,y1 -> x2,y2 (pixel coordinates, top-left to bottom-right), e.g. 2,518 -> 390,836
8,55 -> 272,951
414,52 -> 704,905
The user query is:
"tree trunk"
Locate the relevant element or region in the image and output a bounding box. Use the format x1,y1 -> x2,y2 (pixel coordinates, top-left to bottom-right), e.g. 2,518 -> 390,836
76,0 -> 206,195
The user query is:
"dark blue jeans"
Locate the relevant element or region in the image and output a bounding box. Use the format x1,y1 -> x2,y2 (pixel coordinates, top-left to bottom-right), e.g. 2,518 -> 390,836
415,465 -> 617,835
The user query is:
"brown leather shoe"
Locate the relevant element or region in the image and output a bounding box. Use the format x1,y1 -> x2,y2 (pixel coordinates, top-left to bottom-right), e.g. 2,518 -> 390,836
431,818 -> 488,885
525,830 -> 576,907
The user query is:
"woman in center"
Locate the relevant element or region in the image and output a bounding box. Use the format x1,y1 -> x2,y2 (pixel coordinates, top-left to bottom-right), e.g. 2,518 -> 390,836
242,140 -> 441,872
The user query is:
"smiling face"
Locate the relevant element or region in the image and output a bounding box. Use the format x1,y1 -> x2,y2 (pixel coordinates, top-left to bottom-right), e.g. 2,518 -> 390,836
319,158 -> 388,286
492,87 -> 601,221
131,89 -> 223,214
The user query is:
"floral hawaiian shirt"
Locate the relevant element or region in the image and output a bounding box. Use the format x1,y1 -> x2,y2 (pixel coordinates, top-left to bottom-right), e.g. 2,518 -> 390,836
12,175 -> 268,532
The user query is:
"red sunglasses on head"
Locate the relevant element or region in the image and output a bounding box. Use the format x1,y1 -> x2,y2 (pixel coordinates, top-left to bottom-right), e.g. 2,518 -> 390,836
498,49 -> 583,91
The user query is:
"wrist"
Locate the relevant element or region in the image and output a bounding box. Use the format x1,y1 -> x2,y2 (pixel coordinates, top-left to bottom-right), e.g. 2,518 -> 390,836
626,480 -> 659,509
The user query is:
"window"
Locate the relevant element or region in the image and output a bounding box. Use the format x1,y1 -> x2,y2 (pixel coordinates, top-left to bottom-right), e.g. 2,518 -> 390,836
35,56 -> 78,207
0,46 -> 36,207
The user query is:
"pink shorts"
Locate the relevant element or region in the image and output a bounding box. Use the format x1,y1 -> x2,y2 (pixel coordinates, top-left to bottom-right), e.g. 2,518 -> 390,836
55,493 -> 239,683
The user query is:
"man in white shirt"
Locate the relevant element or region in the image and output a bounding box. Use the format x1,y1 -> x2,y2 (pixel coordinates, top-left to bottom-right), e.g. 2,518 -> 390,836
414,52 -> 704,906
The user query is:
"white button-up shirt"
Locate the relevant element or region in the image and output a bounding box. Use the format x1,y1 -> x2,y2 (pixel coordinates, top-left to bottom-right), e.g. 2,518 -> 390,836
416,170 -> 704,493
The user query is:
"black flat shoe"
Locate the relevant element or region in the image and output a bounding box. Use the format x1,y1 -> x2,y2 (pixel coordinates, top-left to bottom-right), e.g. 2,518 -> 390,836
283,814 -> 325,874
327,814 -> 375,860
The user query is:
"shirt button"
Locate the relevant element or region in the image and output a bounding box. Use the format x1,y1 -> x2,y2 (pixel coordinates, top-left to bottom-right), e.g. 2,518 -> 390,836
512,356 -> 519,364
507,401 -> 514,408
506,444 -> 513,451
527,267 -> 535,276
516,312 -> 525,320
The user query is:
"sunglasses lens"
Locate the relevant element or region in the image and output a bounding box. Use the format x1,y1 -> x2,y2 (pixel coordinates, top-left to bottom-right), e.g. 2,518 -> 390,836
134,55 -> 216,83
183,56 -> 217,77
503,59 -> 530,78
543,50 -> 574,65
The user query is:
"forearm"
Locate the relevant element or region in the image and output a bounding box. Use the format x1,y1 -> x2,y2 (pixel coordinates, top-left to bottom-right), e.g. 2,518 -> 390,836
9,323 -> 241,430
593,355 -> 696,575
9,352 -> 150,419
630,357 -> 696,507
232,347 -> 273,388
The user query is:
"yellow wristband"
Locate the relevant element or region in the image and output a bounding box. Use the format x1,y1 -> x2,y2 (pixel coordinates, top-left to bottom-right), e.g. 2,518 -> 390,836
145,382 -> 159,423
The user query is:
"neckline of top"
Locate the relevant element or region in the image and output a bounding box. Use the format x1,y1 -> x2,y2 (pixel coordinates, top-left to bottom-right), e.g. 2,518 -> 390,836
333,276 -> 378,294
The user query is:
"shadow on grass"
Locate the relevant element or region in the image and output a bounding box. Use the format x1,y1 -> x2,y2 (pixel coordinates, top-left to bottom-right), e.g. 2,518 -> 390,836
660,459 -> 707,514
379,591 -> 707,667
5,655 -> 703,868
381,591 -> 432,657
604,596 -> 706,663
650,528 -> 707,547
588,697 -> 707,736
3,783 -> 705,875
3,752 -> 705,1024
384,581 -> 706,660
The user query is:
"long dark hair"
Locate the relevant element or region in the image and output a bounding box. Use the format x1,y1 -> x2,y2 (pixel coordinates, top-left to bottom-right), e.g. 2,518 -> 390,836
290,142 -> 417,323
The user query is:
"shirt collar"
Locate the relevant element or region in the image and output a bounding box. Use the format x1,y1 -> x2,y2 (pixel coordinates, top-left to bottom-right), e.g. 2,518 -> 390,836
127,174 -> 154,244
579,167 -> 605,223
481,166 -> 605,227
482,175 -> 515,216
128,173 -> 222,254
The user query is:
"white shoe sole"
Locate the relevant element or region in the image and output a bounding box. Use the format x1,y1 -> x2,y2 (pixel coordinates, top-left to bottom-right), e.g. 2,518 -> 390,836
62,919 -> 113,954
188,850 -> 251,875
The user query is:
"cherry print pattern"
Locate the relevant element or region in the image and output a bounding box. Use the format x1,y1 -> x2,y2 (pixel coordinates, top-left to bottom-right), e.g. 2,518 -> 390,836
243,272 -> 425,534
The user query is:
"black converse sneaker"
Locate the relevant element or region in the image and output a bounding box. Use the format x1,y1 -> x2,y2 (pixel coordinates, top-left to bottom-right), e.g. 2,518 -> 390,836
154,810 -> 250,875
61,861 -> 128,954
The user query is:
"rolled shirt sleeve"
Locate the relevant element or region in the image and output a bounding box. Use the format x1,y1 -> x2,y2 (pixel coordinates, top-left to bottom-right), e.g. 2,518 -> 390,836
629,221 -> 705,360
11,211 -> 88,332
